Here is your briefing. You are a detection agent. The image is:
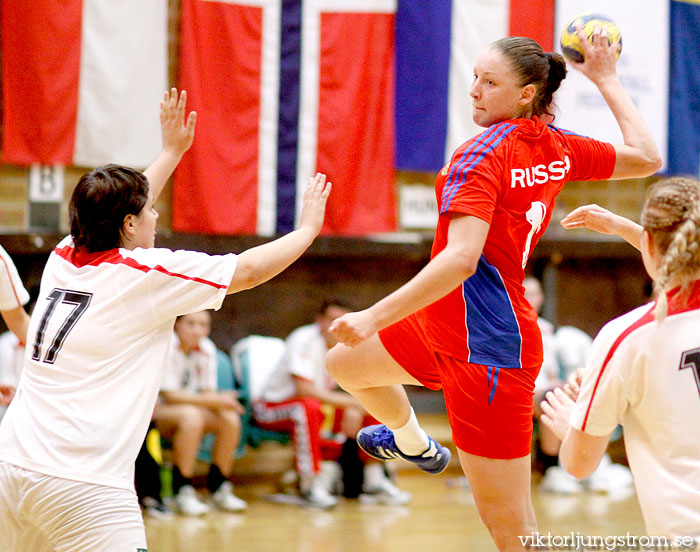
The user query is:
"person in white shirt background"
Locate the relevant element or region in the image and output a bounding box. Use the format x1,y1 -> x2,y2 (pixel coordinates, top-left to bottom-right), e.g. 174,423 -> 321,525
542,177 -> 700,538
0,88 -> 331,552
525,275 -> 632,495
254,298 -> 411,508
153,310 -> 247,515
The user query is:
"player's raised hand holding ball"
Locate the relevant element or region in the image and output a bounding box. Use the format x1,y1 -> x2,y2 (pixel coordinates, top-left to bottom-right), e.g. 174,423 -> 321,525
560,13 -> 622,84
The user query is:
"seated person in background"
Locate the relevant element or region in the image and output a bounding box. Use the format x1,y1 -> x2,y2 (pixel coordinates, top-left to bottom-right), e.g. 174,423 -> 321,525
254,298 -> 411,508
0,245 -> 31,406
525,277 -> 632,494
523,277 -> 569,491
153,310 -> 247,515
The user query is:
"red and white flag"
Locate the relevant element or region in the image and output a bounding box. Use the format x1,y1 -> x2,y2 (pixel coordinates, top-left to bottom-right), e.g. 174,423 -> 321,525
1,0 -> 167,168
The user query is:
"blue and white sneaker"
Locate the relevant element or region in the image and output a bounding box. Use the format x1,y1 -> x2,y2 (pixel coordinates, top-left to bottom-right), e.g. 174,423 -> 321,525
357,424 -> 451,475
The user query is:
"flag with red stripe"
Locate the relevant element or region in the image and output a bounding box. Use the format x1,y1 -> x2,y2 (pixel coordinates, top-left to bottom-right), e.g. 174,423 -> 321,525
1,0 -> 167,168
172,0 -> 396,236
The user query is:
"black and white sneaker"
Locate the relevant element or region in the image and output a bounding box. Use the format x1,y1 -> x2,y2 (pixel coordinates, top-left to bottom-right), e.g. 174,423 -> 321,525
141,496 -> 175,519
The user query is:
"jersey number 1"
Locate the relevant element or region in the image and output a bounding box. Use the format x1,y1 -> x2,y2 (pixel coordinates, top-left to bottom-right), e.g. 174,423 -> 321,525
32,288 -> 93,364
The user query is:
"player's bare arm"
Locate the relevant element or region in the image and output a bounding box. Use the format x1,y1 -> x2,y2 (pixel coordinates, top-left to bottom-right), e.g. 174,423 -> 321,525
571,24 -> 660,179
540,387 -> 611,479
144,88 -> 197,202
561,204 -> 643,251
227,173 -> 331,294
561,367 -> 585,401
0,305 -> 30,344
330,214 -> 489,347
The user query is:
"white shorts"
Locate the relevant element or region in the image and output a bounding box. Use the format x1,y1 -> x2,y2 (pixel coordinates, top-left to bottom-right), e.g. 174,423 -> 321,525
0,461 -> 147,552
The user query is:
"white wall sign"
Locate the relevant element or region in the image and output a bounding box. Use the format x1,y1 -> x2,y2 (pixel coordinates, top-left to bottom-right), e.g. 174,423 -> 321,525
29,165 -> 65,203
399,184 -> 438,229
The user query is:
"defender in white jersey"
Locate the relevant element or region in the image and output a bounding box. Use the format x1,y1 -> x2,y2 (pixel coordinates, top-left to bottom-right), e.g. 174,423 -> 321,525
0,89 -> 331,552
541,178 -> 700,538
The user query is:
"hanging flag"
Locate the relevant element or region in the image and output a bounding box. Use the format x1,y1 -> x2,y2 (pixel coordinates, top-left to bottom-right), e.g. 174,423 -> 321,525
667,0 -> 700,177
173,0 -> 267,236
173,0 -> 396,237
395,0 -> 555,172
1,0 -> 167,168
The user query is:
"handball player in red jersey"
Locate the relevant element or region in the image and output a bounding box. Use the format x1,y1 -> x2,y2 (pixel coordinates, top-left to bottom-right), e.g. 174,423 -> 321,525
327,27 -> 661,551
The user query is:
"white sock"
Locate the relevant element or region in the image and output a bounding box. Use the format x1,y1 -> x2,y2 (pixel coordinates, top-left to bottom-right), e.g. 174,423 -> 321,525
390,407 -> 430,455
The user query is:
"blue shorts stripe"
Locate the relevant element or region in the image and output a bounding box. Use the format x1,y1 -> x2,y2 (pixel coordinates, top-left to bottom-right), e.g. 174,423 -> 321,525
488,366 -> 500,405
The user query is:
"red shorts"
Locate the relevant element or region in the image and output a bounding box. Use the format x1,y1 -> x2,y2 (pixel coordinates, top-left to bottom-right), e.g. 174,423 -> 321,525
379,313 -> 537,459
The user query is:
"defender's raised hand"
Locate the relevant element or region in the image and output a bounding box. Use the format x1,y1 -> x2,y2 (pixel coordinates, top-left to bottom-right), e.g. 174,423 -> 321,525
160,88 -> 197,157
561,204 -> 643,250
298,173 -> 332,237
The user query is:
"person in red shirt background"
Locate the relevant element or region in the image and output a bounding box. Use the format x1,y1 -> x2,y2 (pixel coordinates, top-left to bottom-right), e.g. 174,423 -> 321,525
327,27 -> 661,552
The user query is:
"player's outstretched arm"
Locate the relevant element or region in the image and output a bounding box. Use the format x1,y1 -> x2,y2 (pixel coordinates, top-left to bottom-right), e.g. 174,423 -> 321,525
144,88 -> 197,202
561,204 -> 643,251
540,387 -> 611,479
227,173 -> 331,294
540,388 -> 610,479
570,25 -> 661,179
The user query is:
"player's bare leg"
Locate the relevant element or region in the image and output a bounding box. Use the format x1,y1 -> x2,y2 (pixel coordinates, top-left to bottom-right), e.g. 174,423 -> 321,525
327,335 -> 450,472
155,404 -> 206,476
459,450 -> 536,552
203,409 -> 247,511
206,409 -> 242,475
326,335 -> 419,429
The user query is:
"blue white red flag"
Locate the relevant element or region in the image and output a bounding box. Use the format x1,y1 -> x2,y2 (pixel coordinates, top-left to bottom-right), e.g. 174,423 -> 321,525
172,0 -> 396,236
667,0 -> 700,177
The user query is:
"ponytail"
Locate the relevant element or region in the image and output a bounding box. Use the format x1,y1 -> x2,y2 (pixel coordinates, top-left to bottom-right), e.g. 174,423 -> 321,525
641,178 -> 700,323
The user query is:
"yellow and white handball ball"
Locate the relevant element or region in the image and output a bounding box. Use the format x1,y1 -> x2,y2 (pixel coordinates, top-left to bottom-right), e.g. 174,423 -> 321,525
560,12 -> 622,63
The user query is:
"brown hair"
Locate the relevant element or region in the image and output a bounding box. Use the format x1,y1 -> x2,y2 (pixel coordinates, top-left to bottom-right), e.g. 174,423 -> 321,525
641,177 -> 700,321
491,37 -> 567,120
69,164 -> 149,252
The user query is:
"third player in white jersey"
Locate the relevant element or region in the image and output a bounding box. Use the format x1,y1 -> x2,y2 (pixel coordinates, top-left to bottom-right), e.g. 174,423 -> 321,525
571,292 -> 700,537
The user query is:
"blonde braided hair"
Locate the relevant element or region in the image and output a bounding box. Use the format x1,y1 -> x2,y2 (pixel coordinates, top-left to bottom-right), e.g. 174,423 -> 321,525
641,177 -> 700,322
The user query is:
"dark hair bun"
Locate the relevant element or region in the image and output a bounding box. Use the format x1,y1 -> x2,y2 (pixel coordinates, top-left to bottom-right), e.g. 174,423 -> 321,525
545,52 -> 567,97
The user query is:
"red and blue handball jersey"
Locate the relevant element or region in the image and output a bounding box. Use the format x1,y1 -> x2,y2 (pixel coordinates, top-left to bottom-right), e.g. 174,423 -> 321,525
418,117 -> 615,369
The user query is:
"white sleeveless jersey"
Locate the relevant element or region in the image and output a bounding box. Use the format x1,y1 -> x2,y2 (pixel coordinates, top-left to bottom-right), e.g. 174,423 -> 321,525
0,244 -> 30,311
571,281 -> 700,538
0,237 -> 236,490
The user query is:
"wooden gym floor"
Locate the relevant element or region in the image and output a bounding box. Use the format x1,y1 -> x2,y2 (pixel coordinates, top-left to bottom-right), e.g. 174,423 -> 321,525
144,468 -> 645,552
145,411 -> 646,552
